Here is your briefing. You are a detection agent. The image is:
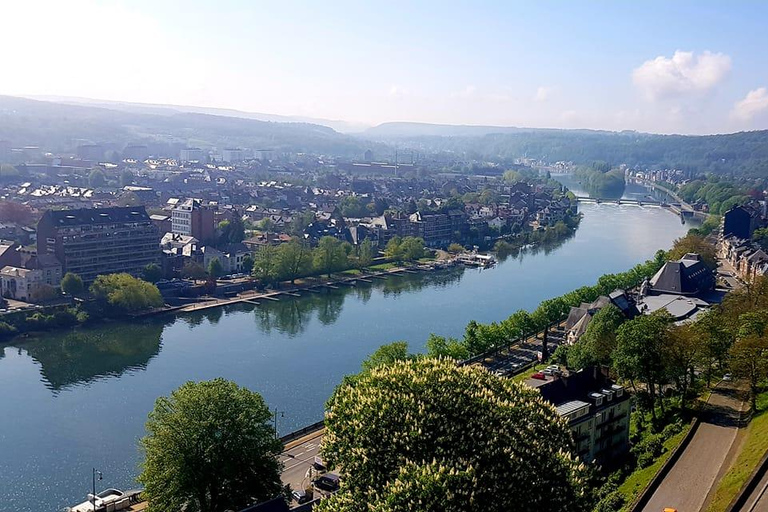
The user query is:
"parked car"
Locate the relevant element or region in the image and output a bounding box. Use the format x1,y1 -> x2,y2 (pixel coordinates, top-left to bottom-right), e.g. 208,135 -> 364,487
314,473 -> 341,492
723,373 -> 733,381
292,489 -> 312,504
531,372 -> 546,380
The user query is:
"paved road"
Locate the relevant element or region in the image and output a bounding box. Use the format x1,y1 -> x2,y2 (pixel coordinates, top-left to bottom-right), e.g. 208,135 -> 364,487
643,382 -> 744,512
279,432 -> 325,492
741,469 -> 768,511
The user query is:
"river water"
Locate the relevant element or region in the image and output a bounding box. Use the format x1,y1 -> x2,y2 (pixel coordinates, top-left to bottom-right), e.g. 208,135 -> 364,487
0,177 -> 692,512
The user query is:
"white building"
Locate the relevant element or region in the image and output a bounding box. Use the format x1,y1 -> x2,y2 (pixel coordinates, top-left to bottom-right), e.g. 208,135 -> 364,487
1,266 -> 47,301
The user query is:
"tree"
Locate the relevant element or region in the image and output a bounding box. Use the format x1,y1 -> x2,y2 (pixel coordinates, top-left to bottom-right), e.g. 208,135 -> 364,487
667,233 -> 716,269
142,263 -> 163,284
355,239 -> 374,269
208,257 -> 224,279
120,170 -> 134,187
181,261 -> 208,281
318,358 -> 590,512
252,245 -> 278,284
384,236 -> 405,263
218,216 -> 246,245
566,305 -> 625,370
731,311 -> 768,409
89,168 -> 107,188
361,341 -> 410,371
447,243 -> 464,254
314,236 -> 348,278
138,379 -> 283,512
663,323 -> 701,408
61,272 -> 85,297
425,333 -> 469,360
614,313 -> 671,419
276,239 -> 312,284
241,254 -> 254,274
90,273 -> 164,313
400,237 -> 425,261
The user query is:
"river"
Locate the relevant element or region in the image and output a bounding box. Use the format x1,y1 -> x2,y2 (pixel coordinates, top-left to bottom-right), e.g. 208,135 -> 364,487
0,176 -> 692,512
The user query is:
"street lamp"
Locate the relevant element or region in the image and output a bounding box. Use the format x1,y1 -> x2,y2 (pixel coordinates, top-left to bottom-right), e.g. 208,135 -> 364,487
273,408 -> 284,439
92,468 -> 102,511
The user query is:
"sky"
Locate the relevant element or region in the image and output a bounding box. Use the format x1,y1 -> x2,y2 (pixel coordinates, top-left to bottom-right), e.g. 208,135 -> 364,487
2,0 -> 768,134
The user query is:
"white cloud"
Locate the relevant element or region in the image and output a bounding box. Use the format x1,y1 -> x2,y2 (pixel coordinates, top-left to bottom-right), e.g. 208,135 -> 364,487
632,50 -> 731,101
731,87 -> 768,121
534,86 -> 555,102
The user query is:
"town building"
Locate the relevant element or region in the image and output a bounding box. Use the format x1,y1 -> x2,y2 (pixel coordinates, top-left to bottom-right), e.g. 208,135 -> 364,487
179,148 -> 206,163
722,204 -> 764,240
221,148 -> 244,163
0,266 -> 53,301
36,206 -> 160,283
538,368 -> 631,466
171,199 -> 216,244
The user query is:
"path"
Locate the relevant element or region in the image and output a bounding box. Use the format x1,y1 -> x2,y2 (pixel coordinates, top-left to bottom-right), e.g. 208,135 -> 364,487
643,382 -> 745,512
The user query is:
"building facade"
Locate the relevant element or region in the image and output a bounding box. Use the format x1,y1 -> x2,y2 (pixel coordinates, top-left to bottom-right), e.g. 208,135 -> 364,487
171,199 -> 216,244
539,369 -> 631,465
37,207 -> 160,283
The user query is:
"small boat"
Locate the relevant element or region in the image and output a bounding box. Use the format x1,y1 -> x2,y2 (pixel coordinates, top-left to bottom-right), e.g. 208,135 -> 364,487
64,488 -> 143,512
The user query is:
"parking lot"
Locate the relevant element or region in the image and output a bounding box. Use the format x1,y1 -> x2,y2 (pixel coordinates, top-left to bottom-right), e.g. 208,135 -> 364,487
473,323 -> 565,377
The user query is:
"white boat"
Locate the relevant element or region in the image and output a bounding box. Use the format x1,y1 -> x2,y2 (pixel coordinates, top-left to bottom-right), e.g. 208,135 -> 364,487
65,488 -> 143,512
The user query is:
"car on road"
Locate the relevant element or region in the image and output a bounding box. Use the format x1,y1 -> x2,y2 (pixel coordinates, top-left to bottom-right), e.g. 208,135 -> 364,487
314,473 -> 341,492
292,489 -> 312,504
723,373 -> 732,381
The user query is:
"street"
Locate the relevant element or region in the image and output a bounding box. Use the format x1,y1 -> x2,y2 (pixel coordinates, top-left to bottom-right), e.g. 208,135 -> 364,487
643,382 -> 744,512
280,431 -> 325,493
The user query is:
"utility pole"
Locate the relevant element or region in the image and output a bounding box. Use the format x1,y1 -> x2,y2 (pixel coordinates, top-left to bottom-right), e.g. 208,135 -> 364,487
273,408 -> 284,439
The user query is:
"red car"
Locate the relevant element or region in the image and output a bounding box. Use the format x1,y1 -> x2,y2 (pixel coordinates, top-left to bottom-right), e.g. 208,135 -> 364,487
531,372 -> 546,380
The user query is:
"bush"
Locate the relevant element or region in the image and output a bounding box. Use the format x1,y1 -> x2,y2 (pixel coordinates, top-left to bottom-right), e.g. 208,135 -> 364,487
0,321 -> 17,337
594,490 -> 626,512
661,420 -> 683,440
633,433 -> 665,468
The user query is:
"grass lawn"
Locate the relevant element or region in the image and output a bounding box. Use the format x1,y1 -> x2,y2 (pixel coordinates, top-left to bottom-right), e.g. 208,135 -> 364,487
705,391 -> 768,512
511,363 -> 545,383
369,262 -> 398,271
340,269 -> 361,275
617,426 -> 691,509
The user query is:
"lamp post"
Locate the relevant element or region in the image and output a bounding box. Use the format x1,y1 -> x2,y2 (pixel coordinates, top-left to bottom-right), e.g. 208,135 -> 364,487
92,468 -> 102,511
273,408 -> 284,439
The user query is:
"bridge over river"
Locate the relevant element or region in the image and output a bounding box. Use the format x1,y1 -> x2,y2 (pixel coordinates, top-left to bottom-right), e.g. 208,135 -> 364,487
573,195 -> 665,206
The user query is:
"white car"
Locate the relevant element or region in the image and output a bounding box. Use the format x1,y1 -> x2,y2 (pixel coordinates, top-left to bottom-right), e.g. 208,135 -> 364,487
723,373 -> 733,381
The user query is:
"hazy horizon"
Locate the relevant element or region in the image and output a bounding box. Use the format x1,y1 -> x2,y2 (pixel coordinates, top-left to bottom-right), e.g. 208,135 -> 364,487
3,1 -> 768,135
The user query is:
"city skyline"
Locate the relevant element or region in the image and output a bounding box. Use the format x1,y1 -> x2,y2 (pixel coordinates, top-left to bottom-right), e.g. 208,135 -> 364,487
2,1 -> 768,135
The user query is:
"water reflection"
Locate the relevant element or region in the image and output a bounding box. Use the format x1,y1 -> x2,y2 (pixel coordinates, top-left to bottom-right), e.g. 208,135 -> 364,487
21,321 -> 166,392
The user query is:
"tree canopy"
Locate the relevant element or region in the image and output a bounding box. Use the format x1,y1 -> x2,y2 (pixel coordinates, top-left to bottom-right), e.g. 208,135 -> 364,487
90,273 -> 163,313
319,358 -> 590,512
60,272 -> 85,297
139,379 -> 283,512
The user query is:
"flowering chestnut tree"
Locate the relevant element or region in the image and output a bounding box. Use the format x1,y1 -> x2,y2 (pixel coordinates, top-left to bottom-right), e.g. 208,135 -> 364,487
318,358 -> 590,512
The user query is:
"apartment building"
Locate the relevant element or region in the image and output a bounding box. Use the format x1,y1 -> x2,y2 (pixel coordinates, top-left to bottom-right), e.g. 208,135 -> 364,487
37,207 -> 160,283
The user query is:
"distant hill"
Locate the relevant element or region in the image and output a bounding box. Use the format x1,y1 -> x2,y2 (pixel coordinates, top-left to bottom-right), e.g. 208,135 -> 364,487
363,122 -> 535,138
30,95 -> 370,134
0,96 -> 375,157
364,122 -> 768,177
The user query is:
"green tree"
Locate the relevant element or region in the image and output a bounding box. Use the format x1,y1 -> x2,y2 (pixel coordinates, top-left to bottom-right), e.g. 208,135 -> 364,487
88,168 -> 107,188
731,311 -> 768,409
566,304 -> 625,370
241,254 -> 254,274
384,236 -> 405,263
218,216 -> 246,245
425,333 -> 469,360
614,313 -> 671,419
447,243 -> 464,254
138,379 -> 283,512
60,272 -> 85,297
141,263 -> 163,284
120,170 -> 134,187
314,236 -> 348,278
355,239 -> 375,269
667,233 -> 716,269
663,323 -> 701,408
208,257 -> 224,279
90,273 -> 163,313
400,237 -> 426,261
319,358 -> 590,512
361,341 -> 410,371
276,239 -> 312,284
252,245 -> 278,284
181,261 -> 208,281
